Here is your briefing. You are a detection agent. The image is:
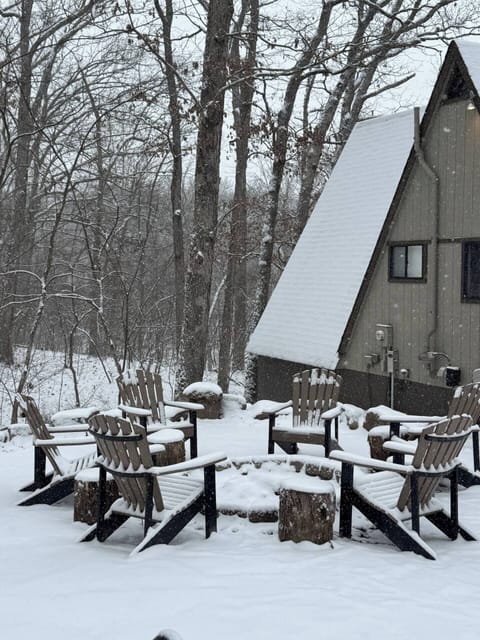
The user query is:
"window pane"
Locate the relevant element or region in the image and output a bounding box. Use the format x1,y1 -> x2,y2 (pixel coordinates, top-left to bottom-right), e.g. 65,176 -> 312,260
407,245 -> 423,278
391,246 -> 406,278
464,242 -> 480,299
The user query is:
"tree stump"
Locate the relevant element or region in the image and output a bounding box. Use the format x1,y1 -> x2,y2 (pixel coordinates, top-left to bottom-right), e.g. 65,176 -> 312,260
278,479 -> 335,545
148,428 -> 185,465
73,468 -> 119,525
181,382 -> 223,419
368,430 -> 390,461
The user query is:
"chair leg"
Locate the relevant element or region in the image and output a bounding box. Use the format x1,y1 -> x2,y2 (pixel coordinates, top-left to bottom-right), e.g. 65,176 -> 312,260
324,419 -> 331,457
204,464 -> 217,538
268,416 -> 275,454
410,474 -> 420,535
17,477 -> 74,506
135,495 -> 204,551
189,410 -> 198,459
96,513 -> 129,542
473,430 -> 480,472
144,476 -> 154,538
34,447 -> 48,488
449,466 -> 459,540
339,462 -> 353,538
457,465 -> 480,487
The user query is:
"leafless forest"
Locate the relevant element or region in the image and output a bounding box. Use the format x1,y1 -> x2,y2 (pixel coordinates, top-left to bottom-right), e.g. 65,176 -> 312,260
1,0 -> 479,415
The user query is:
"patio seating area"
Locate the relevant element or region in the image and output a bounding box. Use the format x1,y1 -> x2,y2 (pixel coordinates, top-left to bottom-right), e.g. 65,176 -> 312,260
2,372 -> 480,640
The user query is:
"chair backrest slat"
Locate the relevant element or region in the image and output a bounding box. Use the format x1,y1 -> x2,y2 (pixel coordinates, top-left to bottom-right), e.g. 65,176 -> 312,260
449,383 -> 480,424
299,370 -> 310,424
89,414 -> 164,512
291,369 -> 342,428
292,373 -> 301,427
16,394 -> 63,475
397,415 -> 472,511
117,369 -> 167,425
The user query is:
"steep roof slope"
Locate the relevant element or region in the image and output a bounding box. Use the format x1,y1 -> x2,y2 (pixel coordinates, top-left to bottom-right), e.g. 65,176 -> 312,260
456,39 -> 480,93
247,39 -> 480,370
247,109 -> 415,368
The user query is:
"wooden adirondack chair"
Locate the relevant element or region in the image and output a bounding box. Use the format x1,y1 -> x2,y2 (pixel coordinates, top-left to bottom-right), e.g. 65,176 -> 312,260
378,382 -> 480,487
331,415 -> 477,559
255,368 -> 343,457
81,414 -> 226,553
16,394 -> 97,505
117,370 -> 203,458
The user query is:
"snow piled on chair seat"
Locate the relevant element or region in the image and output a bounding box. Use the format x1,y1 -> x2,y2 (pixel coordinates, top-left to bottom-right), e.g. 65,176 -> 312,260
158,476 -> 203,511
247,109 -> 415,368
355,470 -> 442,520
56,450 -> 97,476
356,471 -> 405,511
111,475 -> 203,517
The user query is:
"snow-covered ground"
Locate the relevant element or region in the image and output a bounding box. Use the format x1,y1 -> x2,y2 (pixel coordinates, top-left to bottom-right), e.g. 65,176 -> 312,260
1,359 -> 480,639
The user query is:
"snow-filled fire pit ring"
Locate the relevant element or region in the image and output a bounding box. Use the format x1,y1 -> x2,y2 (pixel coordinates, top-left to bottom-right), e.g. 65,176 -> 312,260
214,455 -> 340,523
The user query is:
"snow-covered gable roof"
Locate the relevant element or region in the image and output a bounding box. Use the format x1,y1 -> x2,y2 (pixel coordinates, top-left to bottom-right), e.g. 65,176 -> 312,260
247,109 -> 415,368
248,40 -> 480,370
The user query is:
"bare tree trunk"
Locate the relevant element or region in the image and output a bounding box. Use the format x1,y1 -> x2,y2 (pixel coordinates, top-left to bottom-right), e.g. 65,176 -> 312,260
244,3 -> 335,401
177,0 -> 234,390
218,0 -> 259,391
0,0 -> 34,364
155,0 -> 185,351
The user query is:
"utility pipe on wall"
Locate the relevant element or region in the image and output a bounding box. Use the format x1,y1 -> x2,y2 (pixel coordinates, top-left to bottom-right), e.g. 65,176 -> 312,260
413,107 -> 440,363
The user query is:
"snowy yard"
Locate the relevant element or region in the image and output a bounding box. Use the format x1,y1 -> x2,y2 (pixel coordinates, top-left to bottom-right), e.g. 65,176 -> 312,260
1,380 -> 480,639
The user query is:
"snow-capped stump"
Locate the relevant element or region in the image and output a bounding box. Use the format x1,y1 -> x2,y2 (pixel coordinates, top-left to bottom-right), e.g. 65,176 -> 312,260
148,428 -> 185,466
73,468 -> 119,526
278,479 -> 335,545
181,382 -> 223,419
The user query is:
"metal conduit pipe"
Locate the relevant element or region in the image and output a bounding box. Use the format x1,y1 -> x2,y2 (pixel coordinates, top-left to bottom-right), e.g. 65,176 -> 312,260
413,107 -> 440,363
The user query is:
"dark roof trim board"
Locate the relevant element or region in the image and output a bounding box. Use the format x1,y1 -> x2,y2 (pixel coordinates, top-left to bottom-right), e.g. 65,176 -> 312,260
337,41 -> 479,356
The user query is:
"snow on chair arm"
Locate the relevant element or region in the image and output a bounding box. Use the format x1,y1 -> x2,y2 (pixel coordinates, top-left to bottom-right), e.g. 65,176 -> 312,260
165,399 -> 205,412
149,451 -> 228,475
253,400 -> 293,420
47,424 -> 92,434
376,410 -> 445,424
330,450 -> 413,474
320,404 -> 344,420
383,439 -> 417,456
118,404 -> 152,417
51,406 -> 98,424
34,435 -> 96,447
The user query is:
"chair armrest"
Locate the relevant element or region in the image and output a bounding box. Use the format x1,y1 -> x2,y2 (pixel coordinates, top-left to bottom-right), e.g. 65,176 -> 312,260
149,451 -> 227,476
47,425 -> 91,434
321,404 -> 344,420
51,406 -> 99,424
34,436 -> 96,447
376,410 -> 445,423
253,400 -> 293,420
330,450 -> 413,474
165,400 -> 205,412
383,439 -> 417,455
118,404 -> 152,417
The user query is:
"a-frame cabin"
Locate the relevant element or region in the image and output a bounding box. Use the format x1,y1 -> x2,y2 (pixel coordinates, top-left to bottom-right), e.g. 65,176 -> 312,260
247,40 -> 480,414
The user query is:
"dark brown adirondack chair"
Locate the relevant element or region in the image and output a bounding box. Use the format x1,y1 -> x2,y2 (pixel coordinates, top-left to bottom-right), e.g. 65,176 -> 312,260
331,415 -> 477,559
81,414 -> 226,554
255,368 -> 343,457
378,382 -> 480,486
116,369 -> 203,458
16,394 -> 97,505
